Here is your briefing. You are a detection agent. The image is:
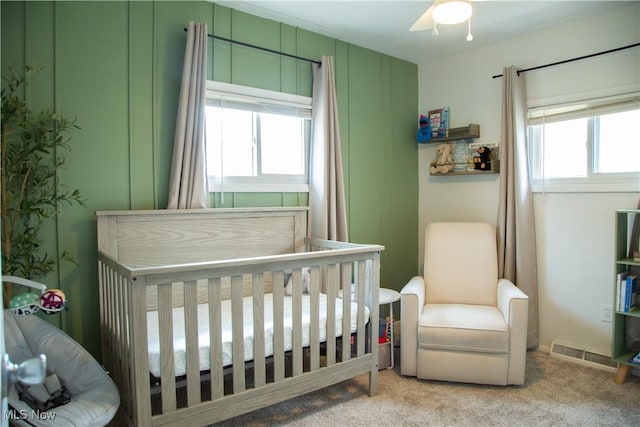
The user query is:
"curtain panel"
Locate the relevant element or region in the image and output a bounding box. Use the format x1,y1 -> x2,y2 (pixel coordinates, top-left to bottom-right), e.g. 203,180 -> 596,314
308,56 -> 348,241
497,65 -> 539,349
167,21 -> 209,209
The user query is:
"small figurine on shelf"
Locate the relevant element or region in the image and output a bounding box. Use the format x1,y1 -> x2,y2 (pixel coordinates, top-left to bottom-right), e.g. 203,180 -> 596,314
473,146 -> 492,171
415,115 -> 432,143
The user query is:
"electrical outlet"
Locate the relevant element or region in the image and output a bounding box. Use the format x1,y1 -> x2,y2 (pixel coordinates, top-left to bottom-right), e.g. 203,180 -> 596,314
601,304 -> 613,322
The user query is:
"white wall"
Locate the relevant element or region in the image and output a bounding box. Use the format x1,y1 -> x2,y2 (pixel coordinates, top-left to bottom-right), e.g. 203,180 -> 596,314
417,2 -> 640,355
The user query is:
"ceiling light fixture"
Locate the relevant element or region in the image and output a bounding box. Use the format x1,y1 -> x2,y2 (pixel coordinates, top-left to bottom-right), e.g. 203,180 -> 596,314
432,0 -> 472,25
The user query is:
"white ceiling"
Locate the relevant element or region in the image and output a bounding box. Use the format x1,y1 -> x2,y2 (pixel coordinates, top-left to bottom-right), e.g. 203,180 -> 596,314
214,1 -> 627,64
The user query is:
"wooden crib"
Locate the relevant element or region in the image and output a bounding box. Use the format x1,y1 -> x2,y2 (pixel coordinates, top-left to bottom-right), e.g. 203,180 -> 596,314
96,207 -> 383,426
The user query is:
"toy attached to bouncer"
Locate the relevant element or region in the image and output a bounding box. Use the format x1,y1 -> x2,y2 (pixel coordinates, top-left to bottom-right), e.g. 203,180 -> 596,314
5,276 -> 67,316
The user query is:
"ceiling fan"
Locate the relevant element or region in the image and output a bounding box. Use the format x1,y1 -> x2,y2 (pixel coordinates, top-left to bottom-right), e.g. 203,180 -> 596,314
410,0 -> 482,41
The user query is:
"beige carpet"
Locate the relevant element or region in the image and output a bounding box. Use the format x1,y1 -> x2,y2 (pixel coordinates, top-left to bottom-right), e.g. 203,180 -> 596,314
214,350 -> 640,427
109,350 -> 640,426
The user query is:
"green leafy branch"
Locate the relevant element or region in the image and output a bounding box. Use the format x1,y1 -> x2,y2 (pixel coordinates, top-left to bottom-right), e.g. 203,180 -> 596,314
1,66 -> 85,301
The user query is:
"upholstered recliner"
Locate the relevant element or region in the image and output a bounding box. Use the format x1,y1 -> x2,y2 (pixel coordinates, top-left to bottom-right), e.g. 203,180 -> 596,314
400,222 -> 529,386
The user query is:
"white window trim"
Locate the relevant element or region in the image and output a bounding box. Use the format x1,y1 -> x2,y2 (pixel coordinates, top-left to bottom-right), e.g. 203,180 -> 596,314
527,90 -> 640,194
530,176 -> 640,193
206,80 -> 312,116
205,80 -> 312,193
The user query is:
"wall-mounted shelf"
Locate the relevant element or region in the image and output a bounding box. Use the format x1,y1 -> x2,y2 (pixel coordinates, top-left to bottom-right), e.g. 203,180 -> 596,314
423,124 -> 480,144
431,160 -> 500,176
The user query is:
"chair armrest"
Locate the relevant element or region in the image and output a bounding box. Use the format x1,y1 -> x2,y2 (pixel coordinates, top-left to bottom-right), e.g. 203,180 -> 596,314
496,278 -> 528,325
400,276 -> 425,376
401,276 -> 425,308
497,278 -> 529,385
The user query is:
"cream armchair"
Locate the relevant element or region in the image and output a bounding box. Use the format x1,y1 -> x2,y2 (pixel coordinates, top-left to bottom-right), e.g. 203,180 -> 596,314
400,222 -> 529,386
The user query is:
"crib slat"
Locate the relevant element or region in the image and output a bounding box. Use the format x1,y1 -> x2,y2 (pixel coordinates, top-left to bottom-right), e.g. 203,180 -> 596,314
123,273 -> 135,417
158,283 -> 177,413
272,271 -> 285,382
252,273 -> 266,387
98,263 -> 108,365
325,264 -> 337,366
116,271 -> 132,413
111,268 -> 122,382
369,252 -> 381,396
208,278 -> 224,399
130,277 -> 153,426
309,266 -> 321,371
98,264 -> 112,382
341,263 -> 352,361
357,261 -> 366,356
291,269 -> 303,376
184,280 -> 201,406
231,275 -> 245,393
109,267 -> 132,419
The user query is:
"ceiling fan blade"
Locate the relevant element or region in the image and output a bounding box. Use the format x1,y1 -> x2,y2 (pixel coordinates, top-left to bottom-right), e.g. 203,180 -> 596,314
409,5 -> 434,32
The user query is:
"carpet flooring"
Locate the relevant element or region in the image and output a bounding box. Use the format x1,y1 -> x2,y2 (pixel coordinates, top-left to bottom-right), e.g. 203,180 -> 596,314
109,349 -> 640,426
215,349 -> 640,427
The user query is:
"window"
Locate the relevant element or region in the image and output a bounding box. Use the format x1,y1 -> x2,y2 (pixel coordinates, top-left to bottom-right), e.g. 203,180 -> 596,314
205,81 -> 312,192
527,94 -> 640,192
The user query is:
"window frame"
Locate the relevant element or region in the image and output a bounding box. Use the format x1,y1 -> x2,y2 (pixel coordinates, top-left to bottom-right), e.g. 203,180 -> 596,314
205,80 -> 312,193
527,93 -> 640,193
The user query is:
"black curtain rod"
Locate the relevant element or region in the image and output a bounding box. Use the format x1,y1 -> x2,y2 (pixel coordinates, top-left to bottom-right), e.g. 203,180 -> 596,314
184,28 -> 321,65
492,42 -> 640,79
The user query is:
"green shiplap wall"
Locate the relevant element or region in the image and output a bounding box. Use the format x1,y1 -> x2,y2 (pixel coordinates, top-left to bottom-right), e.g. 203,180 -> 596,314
1,0 -> 418,358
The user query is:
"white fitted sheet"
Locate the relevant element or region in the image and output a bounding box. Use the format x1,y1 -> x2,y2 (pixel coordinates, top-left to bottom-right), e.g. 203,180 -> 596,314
147,293 -> 369,378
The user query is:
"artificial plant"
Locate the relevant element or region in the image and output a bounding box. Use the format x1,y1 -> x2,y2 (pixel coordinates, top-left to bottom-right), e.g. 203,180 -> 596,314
1,66 -> 84,306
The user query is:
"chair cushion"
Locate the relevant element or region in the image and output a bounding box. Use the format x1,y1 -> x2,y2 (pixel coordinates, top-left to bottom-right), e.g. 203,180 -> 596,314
418,304 -> 509,354
424,222 -> 498,306
4,310 -> 120,427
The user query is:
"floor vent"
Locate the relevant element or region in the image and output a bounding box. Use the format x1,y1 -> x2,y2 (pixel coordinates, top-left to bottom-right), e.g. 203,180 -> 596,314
549,341 -> 617,371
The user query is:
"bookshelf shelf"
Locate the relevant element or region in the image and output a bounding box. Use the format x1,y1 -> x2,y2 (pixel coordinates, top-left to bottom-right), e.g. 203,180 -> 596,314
616,258 -> 640,267
612,209 -> 640,384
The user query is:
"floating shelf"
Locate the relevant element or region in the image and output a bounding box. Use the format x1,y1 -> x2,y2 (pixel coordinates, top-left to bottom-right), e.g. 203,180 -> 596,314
430,159 -> 500,176
422,124 -> 480,144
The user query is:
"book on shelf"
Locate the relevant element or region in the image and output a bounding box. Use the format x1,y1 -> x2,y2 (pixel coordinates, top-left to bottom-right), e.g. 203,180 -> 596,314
627,274 -> 638,312
442,107 -> 449,137
378,318 -> 388,343
428,107 -> 449,139
617,271 -> 629,311
617,273 -> 637,312
386,316 -> 392,342
428,108 -> 442,138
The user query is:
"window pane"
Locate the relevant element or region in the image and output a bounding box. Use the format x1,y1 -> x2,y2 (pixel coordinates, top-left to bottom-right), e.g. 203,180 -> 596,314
541,118 -> 588,178
205,107 -> 222,176
206,106 -> 254,176
260,113 -> 305,175
596,109 -> 640,173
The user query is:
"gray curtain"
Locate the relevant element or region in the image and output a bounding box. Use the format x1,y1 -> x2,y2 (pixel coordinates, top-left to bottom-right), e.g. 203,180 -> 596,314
167,21 -> 209,209
497,65 -> 539,349
309,56 -> 348,241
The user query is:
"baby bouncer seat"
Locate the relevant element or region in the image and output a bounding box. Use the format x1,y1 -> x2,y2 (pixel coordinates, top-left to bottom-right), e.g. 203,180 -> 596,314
3,276 -> 120,426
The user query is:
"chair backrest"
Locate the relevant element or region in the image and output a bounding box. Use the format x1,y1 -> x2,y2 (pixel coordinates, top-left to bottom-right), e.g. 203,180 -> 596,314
424,222 -> 498,306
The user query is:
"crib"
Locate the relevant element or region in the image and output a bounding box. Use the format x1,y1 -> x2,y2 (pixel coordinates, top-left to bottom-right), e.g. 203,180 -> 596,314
96,207 -> 383,426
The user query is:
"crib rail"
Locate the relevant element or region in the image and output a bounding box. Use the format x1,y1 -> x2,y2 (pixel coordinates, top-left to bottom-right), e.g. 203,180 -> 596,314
98,240 -> 382,426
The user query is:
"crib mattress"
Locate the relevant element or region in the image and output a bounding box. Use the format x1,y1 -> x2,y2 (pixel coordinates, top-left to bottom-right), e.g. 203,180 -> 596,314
146,293 -> 369,378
